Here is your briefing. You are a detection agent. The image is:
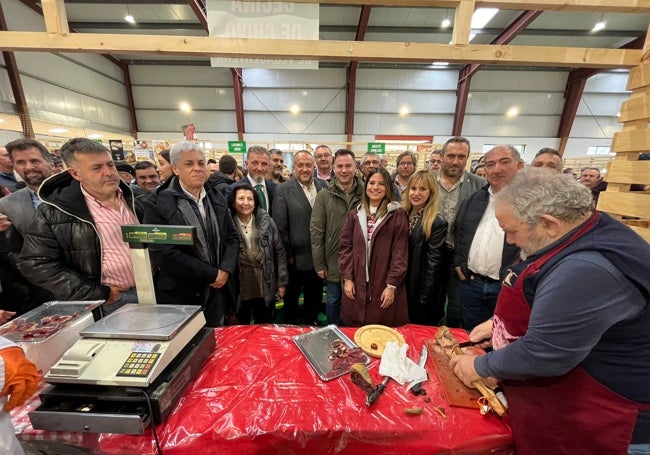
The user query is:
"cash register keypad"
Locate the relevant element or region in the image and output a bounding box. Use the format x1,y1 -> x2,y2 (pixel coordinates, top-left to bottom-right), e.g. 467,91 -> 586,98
117,352 -> 161,377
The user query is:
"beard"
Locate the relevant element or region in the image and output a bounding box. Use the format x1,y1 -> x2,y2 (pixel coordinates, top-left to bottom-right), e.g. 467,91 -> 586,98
253,174 -> 264,184
23,172 -> 47,187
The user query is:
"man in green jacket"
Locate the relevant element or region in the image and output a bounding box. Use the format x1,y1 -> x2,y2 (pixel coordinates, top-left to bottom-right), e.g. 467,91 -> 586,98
310,149 -> 364,325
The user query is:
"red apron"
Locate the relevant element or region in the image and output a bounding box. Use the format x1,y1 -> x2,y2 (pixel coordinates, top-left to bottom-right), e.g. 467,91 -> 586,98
492,212 -> 650,455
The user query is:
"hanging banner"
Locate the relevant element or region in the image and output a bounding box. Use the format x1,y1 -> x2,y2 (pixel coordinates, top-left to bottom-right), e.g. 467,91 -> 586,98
207,0 -> 319,69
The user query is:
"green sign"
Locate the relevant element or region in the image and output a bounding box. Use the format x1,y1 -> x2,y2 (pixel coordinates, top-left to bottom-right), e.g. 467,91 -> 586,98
121,225 -> 196,245
367,142 -> 385,154
228,141 -> 247,153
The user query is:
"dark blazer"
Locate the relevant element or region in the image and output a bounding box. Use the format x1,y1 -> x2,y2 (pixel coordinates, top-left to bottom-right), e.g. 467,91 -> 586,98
406,213 -> 448,325
453,185 -> 520,281
272,177 -> 326,271
0,188 -> 54,314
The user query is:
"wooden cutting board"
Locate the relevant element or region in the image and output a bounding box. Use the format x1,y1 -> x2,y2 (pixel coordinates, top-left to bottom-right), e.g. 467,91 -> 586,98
425,339 -> 481,409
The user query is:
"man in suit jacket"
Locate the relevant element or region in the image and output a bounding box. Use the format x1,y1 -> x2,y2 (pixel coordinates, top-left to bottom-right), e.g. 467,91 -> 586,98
228,146 -> 276,215
273,151 -> 326,325
0,139 -> 55,317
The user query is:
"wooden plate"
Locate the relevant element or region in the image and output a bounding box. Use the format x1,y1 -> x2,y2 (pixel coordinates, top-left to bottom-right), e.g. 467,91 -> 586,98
354,325 -> 405,357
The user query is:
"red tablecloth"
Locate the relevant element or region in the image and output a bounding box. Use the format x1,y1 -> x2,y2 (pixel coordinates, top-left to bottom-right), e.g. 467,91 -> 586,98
14,324 -> 513,454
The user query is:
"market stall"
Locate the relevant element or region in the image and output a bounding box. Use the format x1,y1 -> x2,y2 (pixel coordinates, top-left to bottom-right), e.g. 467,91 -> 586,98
13,324 -> 513,454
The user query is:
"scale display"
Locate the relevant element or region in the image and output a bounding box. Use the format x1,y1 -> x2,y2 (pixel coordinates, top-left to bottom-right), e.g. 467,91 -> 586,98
45,304 -> 205,388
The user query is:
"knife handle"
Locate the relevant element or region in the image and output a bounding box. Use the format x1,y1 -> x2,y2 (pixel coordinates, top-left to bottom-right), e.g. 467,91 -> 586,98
365,383 -> 386,408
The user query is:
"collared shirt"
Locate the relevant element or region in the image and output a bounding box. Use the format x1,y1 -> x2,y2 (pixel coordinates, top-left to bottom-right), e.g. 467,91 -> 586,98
28,188 -> 41,209
436,174 -> 462,248
466,187 -> 504,280
299,181 -> 317,207
179,182 -> 208,221
315,169 -> 332,181
237,214 -> 255,249
81,186 -> 138,289
247,175 -> 269,210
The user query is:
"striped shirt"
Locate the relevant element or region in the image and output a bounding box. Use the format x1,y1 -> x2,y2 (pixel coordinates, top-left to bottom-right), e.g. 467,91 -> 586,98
81,186 -> 138,289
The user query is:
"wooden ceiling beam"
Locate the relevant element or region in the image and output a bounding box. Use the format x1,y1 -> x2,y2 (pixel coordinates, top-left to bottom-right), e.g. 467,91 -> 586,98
451,0 -> 474,46
42,0 -> 69,34
0,32 -> 642,68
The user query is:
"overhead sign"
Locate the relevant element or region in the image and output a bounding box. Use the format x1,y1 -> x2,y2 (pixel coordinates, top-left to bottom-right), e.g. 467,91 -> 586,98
367,142 -> 386,154
228,141 -> 247,153
207,0 -> 319,69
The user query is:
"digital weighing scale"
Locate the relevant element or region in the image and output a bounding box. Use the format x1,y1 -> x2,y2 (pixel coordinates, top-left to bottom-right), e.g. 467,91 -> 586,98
29,225 -> 217,434
29,304 -> 215,434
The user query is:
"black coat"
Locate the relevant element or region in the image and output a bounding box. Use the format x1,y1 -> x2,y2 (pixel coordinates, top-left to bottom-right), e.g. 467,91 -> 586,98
453,185 -> 520,281
19,172 -> 142,301
142,177 -> 240,312
405,213 -> 448,325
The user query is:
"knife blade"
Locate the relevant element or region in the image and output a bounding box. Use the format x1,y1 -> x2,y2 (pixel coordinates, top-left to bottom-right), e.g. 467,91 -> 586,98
457,338 -> 490,348
408,345 -> 428,395
366,376 -> 390,408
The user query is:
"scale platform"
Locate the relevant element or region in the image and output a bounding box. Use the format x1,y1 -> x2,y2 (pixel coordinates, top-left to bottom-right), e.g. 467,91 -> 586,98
45,304 -> 205,388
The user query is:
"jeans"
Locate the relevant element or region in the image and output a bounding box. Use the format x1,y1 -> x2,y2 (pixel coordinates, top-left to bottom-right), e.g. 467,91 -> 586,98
325,280 -> 342,325
460,275 -> 500,331
101,287 -> 138,316
629,444 -> 650,455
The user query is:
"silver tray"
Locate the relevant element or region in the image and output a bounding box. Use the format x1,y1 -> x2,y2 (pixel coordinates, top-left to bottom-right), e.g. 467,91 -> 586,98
0,301 -> 103,343
293,325 -> 369,381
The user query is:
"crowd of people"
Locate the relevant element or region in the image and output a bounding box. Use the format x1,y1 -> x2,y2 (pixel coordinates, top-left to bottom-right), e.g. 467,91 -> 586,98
0,136 -> 648,453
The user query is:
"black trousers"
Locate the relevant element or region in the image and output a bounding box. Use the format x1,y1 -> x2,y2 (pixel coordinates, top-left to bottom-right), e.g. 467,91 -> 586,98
238,297 -> 275,324
284,266 -> 324,325
438,246 -> 462,328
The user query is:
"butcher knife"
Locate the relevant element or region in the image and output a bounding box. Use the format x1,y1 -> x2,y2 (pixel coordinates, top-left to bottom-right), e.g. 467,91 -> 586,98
366,376 -> 390,408
408,345 -> 428,395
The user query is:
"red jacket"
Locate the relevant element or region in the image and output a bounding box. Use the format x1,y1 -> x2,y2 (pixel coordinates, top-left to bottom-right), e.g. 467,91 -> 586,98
338,202 -> 409,327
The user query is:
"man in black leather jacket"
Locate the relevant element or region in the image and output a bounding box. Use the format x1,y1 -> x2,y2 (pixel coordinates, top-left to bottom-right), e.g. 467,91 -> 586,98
19,138 -> 143,315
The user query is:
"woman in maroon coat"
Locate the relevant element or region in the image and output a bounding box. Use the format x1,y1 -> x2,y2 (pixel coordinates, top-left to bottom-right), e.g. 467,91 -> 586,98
339,168 -> 410,327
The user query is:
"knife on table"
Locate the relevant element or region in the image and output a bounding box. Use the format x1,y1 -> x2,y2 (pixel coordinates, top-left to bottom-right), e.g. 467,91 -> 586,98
366,376 -> 390,408
408,345 -> 428,395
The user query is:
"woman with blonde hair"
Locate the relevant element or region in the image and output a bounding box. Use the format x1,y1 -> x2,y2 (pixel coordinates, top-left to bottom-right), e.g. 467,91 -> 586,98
338,168 -> 409,327
403,170 -> 448,325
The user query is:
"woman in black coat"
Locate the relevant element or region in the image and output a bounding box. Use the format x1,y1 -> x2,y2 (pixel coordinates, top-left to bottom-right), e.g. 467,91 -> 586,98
402,170 -> 448,325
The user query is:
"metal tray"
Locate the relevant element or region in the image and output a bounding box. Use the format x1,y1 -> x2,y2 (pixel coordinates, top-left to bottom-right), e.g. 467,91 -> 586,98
293,325 -> 368,381
0,301 -> 103,343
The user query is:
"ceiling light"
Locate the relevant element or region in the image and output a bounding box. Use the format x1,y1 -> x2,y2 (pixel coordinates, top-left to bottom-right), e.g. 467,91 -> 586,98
124,6 -> 135,24
432,61 -> 449,66
0,118 -> 4,123
290,104 -> 300,114
399,106 -> 410,116
506,107 -> 519,118
592,21 -> 606,32
48,128 -> 68,133
441,18 -> 451,28
616,112 -> 621,118
471,8 -> 499,29
180,102 -> 191,112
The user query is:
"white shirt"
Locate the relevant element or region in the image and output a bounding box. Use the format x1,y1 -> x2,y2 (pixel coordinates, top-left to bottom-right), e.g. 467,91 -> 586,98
299,181 -> 317,207
467,187 -> 505,280
237,214 -> 254,249
179,182 -> 208,221
247,175 -> 268,209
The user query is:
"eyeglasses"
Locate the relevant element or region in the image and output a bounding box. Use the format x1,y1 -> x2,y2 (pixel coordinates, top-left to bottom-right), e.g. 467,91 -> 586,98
316,154 -> 331,159
362,160 -> 380,166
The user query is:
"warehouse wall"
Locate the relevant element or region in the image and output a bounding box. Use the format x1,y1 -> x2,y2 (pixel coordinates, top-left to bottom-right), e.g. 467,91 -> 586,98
0,0 -> 130,134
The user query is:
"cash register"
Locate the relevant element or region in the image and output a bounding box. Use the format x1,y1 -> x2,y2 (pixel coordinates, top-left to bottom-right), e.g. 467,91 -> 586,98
28,225 -> 216,435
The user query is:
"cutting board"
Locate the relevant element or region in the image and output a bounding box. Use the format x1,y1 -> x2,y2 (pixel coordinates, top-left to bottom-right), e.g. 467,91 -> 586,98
425,339 -> 481,409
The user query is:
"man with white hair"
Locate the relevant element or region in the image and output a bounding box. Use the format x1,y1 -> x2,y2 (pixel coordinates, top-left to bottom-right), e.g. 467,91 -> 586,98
450,168 -> 650,455
143,141 -> 239,327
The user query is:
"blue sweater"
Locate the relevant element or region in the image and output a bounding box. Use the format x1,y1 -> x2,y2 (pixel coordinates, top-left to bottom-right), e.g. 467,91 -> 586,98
475,212 -> 650,443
